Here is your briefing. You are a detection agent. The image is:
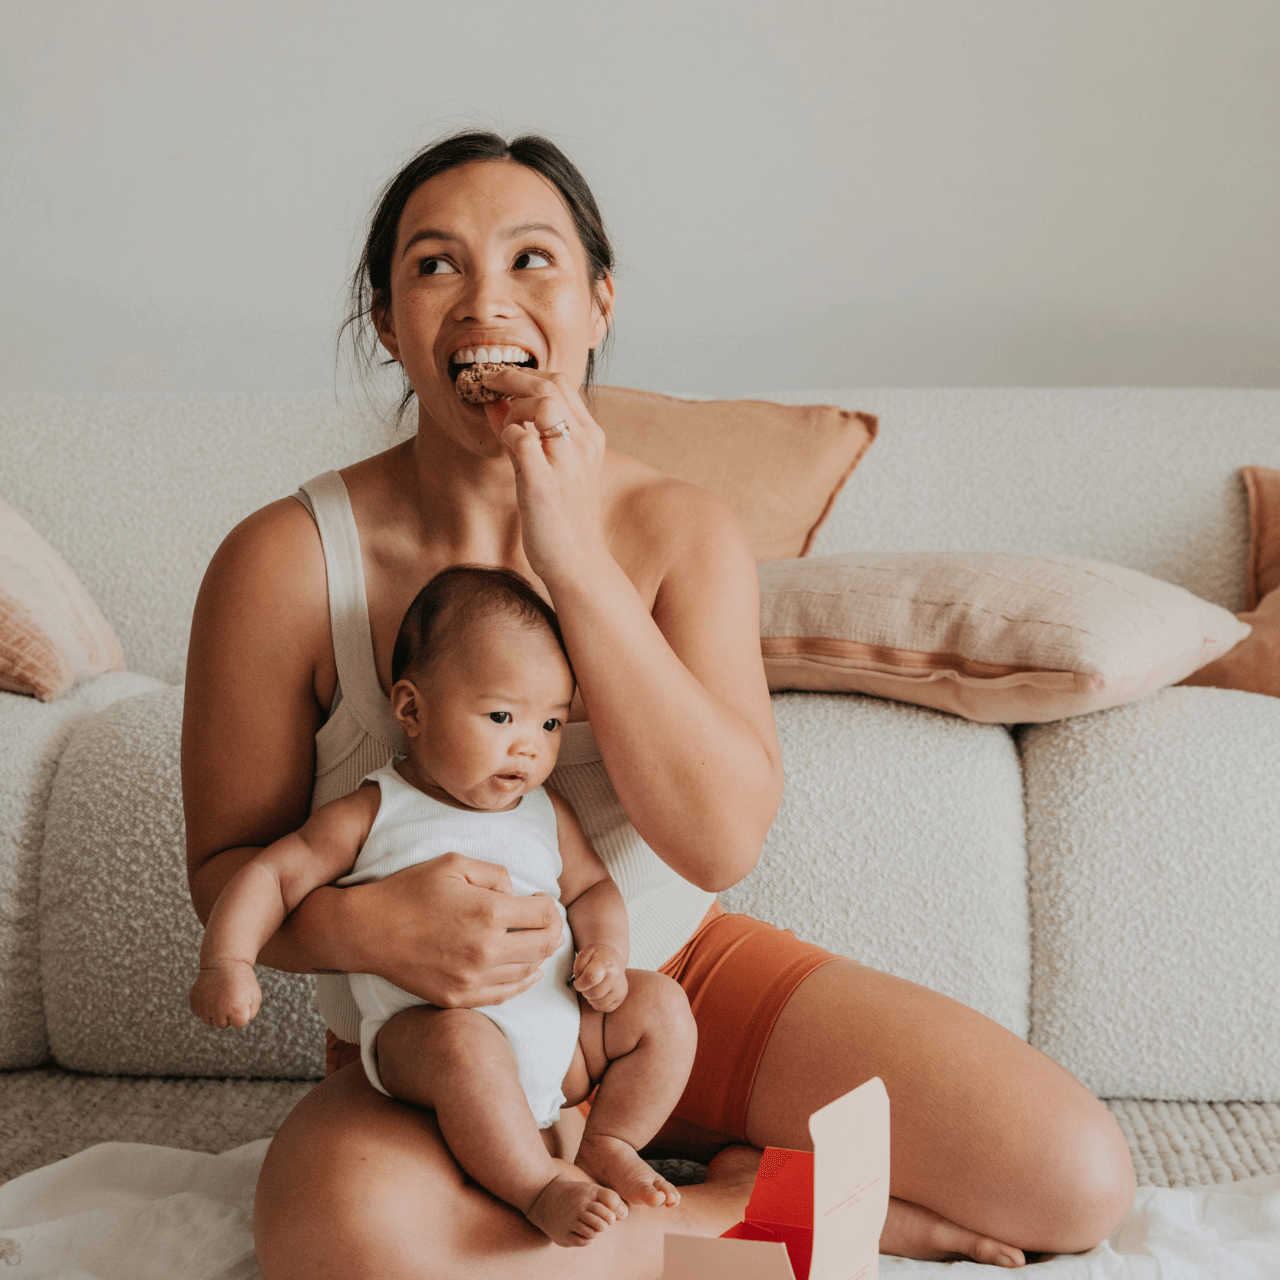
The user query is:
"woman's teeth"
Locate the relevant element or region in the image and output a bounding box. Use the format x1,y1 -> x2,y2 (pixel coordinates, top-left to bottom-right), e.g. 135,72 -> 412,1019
452,346 -> 533,365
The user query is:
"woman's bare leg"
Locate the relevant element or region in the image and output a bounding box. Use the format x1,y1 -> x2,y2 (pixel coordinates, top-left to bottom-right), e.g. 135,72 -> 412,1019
744,961 -> 1136,1266
254,1063 -> 759,1280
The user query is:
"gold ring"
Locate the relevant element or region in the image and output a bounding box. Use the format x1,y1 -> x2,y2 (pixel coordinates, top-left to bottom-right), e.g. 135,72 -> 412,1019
538,421 -> 569,439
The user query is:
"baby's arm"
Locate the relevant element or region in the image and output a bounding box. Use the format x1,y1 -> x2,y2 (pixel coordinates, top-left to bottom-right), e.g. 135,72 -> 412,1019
190,784 -> 381,1028
548,788 -> 630,1014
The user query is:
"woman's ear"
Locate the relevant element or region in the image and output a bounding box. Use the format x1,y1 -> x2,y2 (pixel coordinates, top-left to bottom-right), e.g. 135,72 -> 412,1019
589,273 -> 615,350
390,677 -> 424,738
372,292 -> 402,363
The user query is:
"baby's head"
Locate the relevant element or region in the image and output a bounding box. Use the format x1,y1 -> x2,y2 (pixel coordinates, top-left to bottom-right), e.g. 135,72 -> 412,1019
389,565 -> 575,811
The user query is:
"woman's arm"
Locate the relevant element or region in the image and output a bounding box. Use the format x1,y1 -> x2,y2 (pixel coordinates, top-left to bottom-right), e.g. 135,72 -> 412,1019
183,499 -> 562,1005
485,369 -> 784,893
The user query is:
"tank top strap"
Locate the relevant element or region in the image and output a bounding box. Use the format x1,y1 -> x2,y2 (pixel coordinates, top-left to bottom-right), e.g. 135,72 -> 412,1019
295,471 -> 398,750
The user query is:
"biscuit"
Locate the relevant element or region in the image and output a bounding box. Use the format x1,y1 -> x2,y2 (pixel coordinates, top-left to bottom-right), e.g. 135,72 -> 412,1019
454,363 -> 510,404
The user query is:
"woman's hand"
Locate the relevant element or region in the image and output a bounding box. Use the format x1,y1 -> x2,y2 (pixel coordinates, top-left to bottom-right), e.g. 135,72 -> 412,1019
480,366 -> 610,585
353,852 -> 564,1008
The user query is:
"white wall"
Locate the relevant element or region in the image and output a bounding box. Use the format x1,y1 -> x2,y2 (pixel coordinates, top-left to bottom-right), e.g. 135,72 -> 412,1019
3,0 -> 1277,398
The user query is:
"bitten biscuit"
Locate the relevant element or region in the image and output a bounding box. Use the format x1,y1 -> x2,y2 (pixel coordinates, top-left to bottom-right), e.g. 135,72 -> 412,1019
454,363 -> 510,404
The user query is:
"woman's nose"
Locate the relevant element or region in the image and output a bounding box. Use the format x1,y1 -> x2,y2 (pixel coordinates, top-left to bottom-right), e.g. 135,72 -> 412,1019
451,264 -> 517,324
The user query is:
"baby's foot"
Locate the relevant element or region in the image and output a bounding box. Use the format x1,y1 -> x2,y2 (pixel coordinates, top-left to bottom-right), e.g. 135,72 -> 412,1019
526,1172 -> 627,1248
577,1134 -> 681,1208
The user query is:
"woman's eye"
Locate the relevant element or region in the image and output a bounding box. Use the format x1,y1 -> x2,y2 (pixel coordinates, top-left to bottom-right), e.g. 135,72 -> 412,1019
419,257 -> 457,276
543,718 -> 562,732
513,250 -> 551,270
488,711 -> 511,724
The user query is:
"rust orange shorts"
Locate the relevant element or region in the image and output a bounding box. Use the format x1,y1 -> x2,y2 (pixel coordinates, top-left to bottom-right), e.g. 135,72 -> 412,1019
324,904 -> 839,1143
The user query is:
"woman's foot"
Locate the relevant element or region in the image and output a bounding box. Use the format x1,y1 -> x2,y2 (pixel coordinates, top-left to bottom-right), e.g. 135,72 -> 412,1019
881,1196 -> 1026,1268
524,1171 -> 628,1248
577,1133 -> 680,1207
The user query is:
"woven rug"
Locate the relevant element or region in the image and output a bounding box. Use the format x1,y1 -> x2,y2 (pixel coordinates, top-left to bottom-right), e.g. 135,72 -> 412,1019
3,1067 -> 1279,1190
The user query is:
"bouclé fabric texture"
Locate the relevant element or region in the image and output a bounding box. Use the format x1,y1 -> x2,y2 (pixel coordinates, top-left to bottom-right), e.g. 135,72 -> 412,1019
39,685 -> 325,1077
1020,685 -> 1280,1099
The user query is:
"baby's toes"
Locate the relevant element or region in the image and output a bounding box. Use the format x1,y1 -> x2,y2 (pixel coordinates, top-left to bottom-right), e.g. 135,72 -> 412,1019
650,1174 -> 681,1208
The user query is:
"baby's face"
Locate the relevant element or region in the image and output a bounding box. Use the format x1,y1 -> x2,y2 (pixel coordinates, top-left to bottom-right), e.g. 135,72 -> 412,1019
401,618 -> 574,811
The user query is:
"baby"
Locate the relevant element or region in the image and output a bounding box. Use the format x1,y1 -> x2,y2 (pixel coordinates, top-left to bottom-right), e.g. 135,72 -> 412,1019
190,565 -> 697,1247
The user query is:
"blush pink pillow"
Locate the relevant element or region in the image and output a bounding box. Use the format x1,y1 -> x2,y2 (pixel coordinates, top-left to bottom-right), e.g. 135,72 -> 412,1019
759,551 -> 1251,724
0,499 -> 125,701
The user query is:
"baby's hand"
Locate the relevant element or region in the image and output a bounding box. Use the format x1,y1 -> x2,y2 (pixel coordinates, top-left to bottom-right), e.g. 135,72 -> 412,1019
189,960 -> 262,1029
572,944 -> 628,1013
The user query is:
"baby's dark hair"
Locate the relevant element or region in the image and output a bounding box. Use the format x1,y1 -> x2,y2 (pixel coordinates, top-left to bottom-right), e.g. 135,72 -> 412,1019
392,565 -> 571,685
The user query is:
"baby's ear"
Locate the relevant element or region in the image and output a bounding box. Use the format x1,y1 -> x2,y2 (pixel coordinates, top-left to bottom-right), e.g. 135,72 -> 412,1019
389,678 -> 424,737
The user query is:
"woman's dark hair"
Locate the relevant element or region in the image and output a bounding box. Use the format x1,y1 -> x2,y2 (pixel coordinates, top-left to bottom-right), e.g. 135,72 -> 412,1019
392,564 -> 572,685
341,130 -> 615,418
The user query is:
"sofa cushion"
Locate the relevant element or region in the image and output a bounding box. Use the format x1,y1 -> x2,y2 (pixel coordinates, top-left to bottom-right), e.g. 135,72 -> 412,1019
719,692 -> 1030,1037
39,685 -> 325,1077
0,672 -> 163,1068
1020,686 -> 1280,1099
1,498 -> 126,701
592,386 -> 877,561
759,551 -> 1248,723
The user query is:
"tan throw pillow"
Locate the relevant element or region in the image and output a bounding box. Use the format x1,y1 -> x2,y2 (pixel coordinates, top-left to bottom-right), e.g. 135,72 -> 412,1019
1180,466 -> 1280,698
0,499 -> 125,701
590,386 -> 877,561
759,551 -> 1250,723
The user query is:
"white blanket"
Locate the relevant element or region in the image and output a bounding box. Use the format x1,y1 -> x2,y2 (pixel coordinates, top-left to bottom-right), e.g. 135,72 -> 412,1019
2,1141 -> 1279,1278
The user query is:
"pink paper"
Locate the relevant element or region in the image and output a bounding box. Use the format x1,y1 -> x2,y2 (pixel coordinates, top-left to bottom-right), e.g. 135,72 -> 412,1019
664,1076 -> 890,1280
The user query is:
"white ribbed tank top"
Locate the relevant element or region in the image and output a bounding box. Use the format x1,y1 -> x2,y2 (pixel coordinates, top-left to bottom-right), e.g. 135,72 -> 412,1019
294,471 -> 715,1045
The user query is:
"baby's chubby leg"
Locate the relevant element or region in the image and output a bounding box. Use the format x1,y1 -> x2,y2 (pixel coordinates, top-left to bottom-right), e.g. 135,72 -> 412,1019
567,970 -> 698,1209
375,1006 -> 626,1247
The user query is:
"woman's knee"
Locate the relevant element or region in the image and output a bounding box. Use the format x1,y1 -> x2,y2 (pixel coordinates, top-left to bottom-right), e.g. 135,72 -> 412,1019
1027,1096 -> 1135,1253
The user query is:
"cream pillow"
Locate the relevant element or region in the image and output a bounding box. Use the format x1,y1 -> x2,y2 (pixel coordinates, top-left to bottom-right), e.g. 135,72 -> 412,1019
759,551 -> 1251,723
0,498 -> 125,701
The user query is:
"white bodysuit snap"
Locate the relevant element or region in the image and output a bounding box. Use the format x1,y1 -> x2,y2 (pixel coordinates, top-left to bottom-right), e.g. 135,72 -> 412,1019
341,763 -> 580,1128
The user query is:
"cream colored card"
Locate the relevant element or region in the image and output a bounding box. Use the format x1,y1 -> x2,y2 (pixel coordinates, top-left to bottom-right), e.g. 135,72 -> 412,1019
663,1075 -> 890,1280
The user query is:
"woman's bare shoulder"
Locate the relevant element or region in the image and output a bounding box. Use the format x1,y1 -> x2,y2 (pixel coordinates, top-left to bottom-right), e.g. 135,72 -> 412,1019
203,497 -> 327,611
603,450 -> 751,570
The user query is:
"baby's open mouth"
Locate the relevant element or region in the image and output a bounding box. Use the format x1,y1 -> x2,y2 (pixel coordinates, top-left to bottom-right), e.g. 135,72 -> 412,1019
450,346 -> 537,403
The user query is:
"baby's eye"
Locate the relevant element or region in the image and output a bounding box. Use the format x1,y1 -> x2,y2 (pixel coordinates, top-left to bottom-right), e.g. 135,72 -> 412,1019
418,257 -> 457,276
488,711 -> 512,724
542,717 -> 562,732
513,250 -> 551,270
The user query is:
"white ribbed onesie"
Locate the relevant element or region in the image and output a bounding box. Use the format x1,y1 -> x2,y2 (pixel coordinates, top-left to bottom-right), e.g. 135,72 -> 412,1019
292,471 -> 715,1048
341,764 -> 580,1126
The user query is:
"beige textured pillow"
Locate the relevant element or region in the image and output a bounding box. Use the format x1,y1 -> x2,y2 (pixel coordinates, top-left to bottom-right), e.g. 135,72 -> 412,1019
0,499 -> 125,701
591,386 -> 877,561
759,551 -> 1251,723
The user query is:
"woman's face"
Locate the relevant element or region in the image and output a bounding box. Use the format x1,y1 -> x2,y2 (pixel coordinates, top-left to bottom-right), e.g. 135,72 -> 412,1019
374,160 -> 612,452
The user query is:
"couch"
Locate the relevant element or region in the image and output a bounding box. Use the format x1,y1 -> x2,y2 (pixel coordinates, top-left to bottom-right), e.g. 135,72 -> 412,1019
2,387 -> 1279,1188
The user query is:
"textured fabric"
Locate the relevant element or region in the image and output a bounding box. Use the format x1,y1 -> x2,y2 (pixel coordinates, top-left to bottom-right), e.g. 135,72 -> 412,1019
343,769 -> 578,1124
297,469 -> 714,1045
0,673 -> 163,1068
0,498 -> 125,701
759,551 -> 1249,723
1182,466 -> 1280,699
39,685 -> 326,1077
1020,685 -> 1280,1099
720,691 -> 1031,1038
8,1139 -> 1280,1280
6,1066 -> 1279,1190
591,386 -> 878,561
805,387 -> 1280,612
657,906 -> 839,1139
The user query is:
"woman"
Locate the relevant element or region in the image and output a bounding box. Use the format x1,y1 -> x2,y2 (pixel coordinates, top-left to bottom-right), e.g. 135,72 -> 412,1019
182,131 -> 1135,1278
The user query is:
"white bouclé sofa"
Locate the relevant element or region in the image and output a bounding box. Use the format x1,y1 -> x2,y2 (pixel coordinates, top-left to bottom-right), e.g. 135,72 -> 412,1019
2,387 -> 1279,1184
